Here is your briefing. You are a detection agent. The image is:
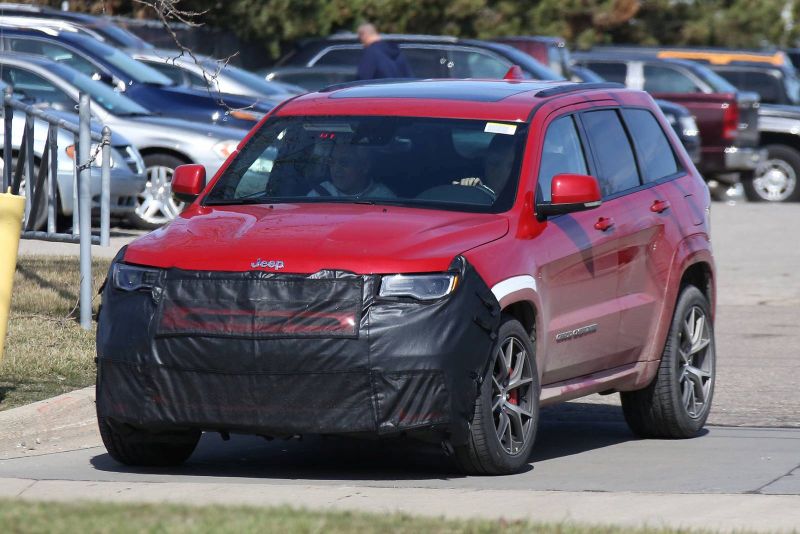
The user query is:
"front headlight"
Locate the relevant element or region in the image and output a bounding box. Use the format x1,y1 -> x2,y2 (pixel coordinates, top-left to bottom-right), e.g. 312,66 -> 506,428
212,140 -> 239,159
379,273 -> 459,301
112,263 -> 161,292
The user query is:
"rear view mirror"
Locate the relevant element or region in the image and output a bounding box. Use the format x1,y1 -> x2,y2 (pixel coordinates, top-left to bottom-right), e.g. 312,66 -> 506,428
172,164 -> 206,203
536,173 -> 602,219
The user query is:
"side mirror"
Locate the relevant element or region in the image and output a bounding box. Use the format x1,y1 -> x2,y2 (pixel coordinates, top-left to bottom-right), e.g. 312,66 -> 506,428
536,173 -> 602,219
172,164 -> 206,203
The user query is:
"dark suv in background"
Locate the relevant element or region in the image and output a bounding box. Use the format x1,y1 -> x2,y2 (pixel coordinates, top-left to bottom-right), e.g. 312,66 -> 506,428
574,52 -> 762,195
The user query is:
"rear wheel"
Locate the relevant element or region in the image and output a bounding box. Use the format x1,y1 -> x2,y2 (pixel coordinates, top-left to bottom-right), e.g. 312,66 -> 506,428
129,153 -> 186,229
98,415 -> 200,467
744,144 -> 800,202
454,317 -> 539,475
621,285 -> 715,438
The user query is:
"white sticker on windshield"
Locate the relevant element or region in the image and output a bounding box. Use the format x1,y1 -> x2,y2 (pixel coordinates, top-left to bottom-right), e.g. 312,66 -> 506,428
484,122 -> 517,135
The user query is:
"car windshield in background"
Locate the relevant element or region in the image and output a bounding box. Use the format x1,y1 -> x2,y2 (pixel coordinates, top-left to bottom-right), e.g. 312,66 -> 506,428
52,64 -> 151,115
206,115 -> 527,213
82,37 -> 173,85
206,60 -> 297,96
699,66 -> 739,93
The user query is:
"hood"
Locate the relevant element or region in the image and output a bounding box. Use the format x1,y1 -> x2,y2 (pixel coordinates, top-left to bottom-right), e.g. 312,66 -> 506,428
759,103 -> 800,120
124,203 -> 509,274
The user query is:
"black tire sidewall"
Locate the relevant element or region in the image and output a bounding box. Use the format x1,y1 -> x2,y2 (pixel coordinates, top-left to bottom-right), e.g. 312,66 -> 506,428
476,318 -> 540,472
663,286 -> 716,434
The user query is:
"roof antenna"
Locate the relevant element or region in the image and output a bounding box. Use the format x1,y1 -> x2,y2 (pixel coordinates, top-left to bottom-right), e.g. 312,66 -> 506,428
503,65 -> 524,80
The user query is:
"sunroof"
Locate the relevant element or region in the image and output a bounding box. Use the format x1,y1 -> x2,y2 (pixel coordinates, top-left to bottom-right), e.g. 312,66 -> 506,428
328,80 -> 542,102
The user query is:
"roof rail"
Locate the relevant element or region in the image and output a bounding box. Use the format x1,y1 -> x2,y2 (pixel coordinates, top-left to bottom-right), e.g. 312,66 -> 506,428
535,82 -> 625,98
318,78 -> 419,93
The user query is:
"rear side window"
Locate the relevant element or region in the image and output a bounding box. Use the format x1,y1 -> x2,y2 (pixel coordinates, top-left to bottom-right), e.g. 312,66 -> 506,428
581,110 -> 640,196
644,65 -> 701,93
7,38 -> 98,77
537,115 -> 588,201
622,109 -> 681,183
449,49 -> 509,78
583,62 -> 627,84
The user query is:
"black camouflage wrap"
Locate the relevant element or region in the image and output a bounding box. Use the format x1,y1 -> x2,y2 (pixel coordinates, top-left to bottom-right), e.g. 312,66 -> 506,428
96,253 -> 501,445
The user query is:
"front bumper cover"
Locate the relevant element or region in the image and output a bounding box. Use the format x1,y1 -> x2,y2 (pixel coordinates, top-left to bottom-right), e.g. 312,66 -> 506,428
96,254 -> 501,445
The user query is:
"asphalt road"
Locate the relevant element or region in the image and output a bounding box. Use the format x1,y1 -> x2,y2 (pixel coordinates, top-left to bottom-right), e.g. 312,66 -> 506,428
5,200 -> 800,531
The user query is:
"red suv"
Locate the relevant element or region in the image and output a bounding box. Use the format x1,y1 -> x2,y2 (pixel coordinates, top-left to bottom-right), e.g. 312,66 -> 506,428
97,78 -> 717,475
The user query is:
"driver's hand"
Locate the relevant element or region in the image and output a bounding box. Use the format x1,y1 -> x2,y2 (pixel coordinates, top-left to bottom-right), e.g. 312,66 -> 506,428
453,177 -> 483,187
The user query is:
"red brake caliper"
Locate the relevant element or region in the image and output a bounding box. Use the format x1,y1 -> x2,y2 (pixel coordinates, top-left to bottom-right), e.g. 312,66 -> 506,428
507,367 -> 518,405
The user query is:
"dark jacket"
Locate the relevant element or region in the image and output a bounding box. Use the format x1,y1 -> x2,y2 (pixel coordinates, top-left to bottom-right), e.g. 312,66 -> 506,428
357,41 -> 414,80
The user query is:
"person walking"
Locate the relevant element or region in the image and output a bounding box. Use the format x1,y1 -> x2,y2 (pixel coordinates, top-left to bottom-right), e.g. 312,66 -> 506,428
356,23 -> 413,80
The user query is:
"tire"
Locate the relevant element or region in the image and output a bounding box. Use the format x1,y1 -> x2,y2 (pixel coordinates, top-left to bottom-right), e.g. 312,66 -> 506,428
128,153 -> 187,230
97,415 -> 200,467
454,316 -> 540,475
11,159 -> 49,231
621,285 -> 716,438
744,144 -> 800,202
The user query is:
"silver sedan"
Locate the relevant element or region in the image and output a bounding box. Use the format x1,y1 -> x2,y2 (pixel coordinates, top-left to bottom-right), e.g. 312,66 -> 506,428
0,53 -> 249,228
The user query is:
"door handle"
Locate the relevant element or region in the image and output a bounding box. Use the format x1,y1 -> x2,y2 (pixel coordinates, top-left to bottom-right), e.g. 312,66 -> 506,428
594,217 -> 615,231
651,200 -> 671,213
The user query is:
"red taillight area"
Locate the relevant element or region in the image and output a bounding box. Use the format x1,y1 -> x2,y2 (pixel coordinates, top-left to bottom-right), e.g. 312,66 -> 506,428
722,102 -> 740,141
160,304 -> 358,337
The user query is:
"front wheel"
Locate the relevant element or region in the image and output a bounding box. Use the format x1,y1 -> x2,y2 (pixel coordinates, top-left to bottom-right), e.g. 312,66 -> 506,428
621,285 -> 716,438
454,317 -> 540,475
98,415 -> 200,467
744,144 -> 800,202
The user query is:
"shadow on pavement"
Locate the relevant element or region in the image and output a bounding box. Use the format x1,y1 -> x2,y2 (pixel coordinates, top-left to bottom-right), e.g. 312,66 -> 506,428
88,403 -> 658,480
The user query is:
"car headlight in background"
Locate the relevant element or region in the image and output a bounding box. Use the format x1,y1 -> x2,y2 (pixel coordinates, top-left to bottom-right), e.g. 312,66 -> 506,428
112,263 -> 161,292
229,109 -> 265,122
379,273 -> 459,300
65,144 -> 115,168
212,140 -> 240,159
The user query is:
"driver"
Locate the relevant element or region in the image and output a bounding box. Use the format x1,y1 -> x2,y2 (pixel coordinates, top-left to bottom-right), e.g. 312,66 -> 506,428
453,134 -> 516,199
309,142 -> 395,198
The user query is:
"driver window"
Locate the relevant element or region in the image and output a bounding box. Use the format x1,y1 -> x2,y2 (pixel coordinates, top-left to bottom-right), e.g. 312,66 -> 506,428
0,67 -> 74,110
537,115 -> 588,201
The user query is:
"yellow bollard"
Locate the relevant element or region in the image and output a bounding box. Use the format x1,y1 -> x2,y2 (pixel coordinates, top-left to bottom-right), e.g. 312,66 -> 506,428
0,187 -> 24,363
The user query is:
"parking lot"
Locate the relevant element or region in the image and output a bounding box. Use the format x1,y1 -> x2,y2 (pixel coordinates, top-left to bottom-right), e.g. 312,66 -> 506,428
2,199 -> 798,531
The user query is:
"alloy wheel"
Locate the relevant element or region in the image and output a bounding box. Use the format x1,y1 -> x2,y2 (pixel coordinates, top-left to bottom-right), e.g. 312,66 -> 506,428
491,336 -> 535,455
753,158 -> 797,202
136,165 -> 184,226
677,306 -> 714,419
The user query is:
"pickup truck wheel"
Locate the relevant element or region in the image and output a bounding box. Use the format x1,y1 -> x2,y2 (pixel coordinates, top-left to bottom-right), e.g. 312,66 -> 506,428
128,153 -> 186,229
454,317 -> 539,475
621,285 -> 715,438
745,145 -> 800,202
97,415 -> 200,467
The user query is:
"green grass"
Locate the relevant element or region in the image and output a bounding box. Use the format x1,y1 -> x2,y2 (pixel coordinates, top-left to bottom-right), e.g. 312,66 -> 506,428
0,256 -> 111,411
0,499 -> 721,534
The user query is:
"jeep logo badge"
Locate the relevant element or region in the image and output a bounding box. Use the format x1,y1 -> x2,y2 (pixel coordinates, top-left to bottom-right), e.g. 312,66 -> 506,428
251,258 -> 285,270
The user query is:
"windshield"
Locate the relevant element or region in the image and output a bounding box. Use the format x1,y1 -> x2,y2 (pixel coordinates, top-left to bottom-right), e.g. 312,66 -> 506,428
52,64 -> 151,115
698,66 -> 738,93
206,115 -> 527,213
81,37 -> 173,85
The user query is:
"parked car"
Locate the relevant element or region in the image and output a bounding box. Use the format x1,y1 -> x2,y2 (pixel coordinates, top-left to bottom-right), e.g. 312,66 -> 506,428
0,26 -> 273,129
131,49 -> 304,103
0,81 -> 146,230
494,36 -> 572,77
0,3 -> 152,49
654,49 -> 800,202
0,53 -> 249,229
573,52 -> 762,193
262,66 -> 355,92
656,99 -> 702,165
269,34 -> 562,81
96,78 -> 716,475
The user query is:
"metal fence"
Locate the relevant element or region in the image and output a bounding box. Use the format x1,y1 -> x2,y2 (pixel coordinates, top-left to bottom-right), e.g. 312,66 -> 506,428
1,88 -> 111,329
